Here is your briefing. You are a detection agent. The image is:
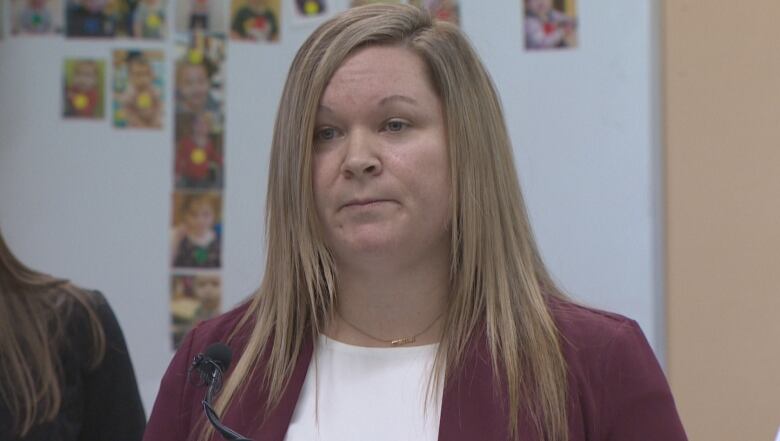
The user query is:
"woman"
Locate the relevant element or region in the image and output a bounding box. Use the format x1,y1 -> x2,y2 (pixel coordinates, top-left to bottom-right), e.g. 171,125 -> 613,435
0,230 -> 145,440
144,5 -> 687,441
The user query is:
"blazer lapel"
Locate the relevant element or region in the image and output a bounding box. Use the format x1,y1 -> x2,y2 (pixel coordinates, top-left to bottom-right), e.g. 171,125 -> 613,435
438,332 -> 510,441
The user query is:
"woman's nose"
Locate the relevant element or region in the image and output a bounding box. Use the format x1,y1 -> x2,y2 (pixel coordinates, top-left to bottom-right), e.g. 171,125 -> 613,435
340,130 -> 382,179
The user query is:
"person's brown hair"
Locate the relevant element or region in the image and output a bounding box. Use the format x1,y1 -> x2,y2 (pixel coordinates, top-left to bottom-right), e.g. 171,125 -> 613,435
206,4 -> 569,440
0,230 -> 106,437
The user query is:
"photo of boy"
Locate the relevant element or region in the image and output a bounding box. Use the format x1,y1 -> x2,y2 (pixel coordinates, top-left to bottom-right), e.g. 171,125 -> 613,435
523,0 -> 578,50
113,50 -> 164,128
171,191 -> 222,269
229,0 -> 279,42
63,59 -> 105,119
175,111 -> 223,189
66,0 -> 116,37
170,273 -> 221,348
11,0 -> 62,35
409,0 -> 459,25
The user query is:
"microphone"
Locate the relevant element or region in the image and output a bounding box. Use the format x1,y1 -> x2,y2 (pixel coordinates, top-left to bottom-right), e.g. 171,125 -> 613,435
190,343 -> 253,441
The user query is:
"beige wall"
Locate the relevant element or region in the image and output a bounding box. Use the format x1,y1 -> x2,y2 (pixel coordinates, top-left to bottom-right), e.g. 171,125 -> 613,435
664,1 -> 780,440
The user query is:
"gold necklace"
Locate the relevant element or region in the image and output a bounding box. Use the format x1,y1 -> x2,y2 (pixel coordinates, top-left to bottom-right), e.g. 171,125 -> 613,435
336,309 -> 445,346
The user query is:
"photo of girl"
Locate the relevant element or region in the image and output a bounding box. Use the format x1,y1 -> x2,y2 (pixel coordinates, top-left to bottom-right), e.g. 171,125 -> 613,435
170,273 -> 221,348
523,0 -> 578,50
65,0 -> 116,37
63,58 -> 105,119
11,0 -> 62,35
229,0 -> 279,42
112,49 -> 164,128
170,191 -> 222,269
175,111 -> 223,189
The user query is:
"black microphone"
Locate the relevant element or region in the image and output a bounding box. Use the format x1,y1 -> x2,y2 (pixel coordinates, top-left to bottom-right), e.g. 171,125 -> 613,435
190,343 -> 253,441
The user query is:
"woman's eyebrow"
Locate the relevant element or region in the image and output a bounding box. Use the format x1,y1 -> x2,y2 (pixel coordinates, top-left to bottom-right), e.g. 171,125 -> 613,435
378,94 -> 418,107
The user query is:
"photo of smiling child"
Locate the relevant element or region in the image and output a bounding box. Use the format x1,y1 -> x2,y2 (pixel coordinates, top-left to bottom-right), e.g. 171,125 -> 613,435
171,191 -> 222,269
11,0 -> 63,35
63,58 -> 105,119
170,272 -> 221,348
229,0 -> 279,42
112,49 -> 164,128
523,0 -> 578,50
175,111 -> 223,189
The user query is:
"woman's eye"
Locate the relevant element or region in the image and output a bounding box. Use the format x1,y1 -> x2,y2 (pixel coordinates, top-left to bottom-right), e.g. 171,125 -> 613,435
385,120 -> 408,132
315,127 -> 337,142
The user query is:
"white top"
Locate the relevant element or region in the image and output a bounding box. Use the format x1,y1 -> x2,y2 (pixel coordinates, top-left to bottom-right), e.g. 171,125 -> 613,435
284,335 -> 443,441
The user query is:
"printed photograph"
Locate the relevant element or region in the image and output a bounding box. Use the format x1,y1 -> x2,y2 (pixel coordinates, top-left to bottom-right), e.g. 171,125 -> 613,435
409,0 -> 459,25
523,0 -> 578,50
112,49 -> 164,128
170,272 -> 221,348
63,58 -> 105,119
229,0 -> 279,42
114,0 -> 168,39
11,0 -> 63,35
171,191 -> 222,269
291,0 -> 329,24
174,0 -> 228,36
175,110 -> 224,189
65,0 -> 116,37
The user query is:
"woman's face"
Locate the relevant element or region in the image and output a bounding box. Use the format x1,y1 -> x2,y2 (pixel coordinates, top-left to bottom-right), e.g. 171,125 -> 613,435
312,45 -> 451,267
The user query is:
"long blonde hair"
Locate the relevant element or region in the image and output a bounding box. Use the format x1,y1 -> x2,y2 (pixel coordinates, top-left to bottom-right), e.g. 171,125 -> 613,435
0,230 -> 106,437
210,4 -> 569,440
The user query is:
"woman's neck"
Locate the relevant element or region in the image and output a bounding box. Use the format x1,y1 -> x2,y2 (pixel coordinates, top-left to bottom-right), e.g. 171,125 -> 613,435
325,253 -> 449,347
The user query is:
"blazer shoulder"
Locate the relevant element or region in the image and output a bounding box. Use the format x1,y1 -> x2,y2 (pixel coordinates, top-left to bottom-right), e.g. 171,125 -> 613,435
548,296 -> 640,352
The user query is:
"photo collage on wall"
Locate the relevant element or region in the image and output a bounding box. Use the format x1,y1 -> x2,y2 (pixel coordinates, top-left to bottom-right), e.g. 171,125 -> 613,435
522,0 -> 578,50
0,0 -> 581,349
170,29 -> 227,348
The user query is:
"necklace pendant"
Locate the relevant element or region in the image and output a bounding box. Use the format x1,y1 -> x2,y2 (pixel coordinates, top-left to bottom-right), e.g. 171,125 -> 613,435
390,336 -> 415,346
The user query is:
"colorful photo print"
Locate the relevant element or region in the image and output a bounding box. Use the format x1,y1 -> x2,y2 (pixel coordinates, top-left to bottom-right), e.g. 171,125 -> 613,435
229,0 -> 279,42
11,0 -> 63,35
291,0 -> 329,23
112,49 -> 164,129
170,273 -> 221,348
175,110 -> 224,189
523,0 -> 578,50
174,34 -> 226,189
174,0 -> 228,36
114,0 -> 168,39
171,191 -> 222,269
409,0 -> 458,25
66,0 -> 117,37
63,58 -> 105,119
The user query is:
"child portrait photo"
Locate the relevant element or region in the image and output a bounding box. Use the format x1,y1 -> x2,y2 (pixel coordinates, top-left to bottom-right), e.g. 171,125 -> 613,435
523,0 -> 578,50
63,58 -> 105,119
229,0 -> 280,42
170,272 -> 221,348
11,0 -> 63,35
112,49 -> 164,128
66,0 -> 116,37
170,191 -> 222,269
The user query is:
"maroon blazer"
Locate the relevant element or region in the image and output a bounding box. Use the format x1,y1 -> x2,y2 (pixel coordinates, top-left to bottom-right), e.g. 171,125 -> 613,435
143,299 -> 687,441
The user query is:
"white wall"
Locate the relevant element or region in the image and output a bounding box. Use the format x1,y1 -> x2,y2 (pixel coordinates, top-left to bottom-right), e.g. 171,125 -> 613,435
0,0 -> 661,415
